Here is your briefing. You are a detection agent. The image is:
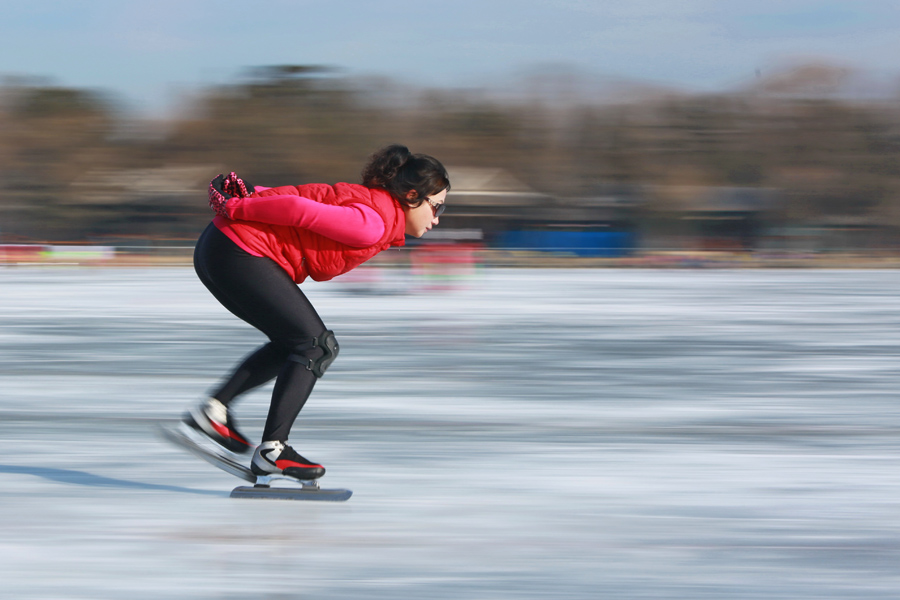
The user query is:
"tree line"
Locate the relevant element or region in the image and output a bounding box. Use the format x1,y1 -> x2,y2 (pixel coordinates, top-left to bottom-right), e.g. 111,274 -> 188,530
1,64 -> 898,246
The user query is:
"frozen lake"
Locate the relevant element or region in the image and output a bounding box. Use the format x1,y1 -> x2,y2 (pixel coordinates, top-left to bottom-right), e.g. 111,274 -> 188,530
1,266 -> 899,599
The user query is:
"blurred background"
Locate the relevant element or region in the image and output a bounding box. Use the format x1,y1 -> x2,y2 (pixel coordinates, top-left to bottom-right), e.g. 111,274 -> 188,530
2,1 -> 900,268
4,3 -> 900,599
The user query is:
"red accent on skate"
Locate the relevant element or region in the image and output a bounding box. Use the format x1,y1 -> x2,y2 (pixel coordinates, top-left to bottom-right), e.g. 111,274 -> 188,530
276,459 -> 322,470
210,420 -> 249,445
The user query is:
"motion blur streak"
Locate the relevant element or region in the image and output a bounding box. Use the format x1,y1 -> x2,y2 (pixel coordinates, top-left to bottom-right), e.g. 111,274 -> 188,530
3,66 -> 900,261
1,266 -> 899,598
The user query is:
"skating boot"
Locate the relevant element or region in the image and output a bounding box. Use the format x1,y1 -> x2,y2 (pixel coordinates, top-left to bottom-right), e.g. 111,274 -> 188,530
251,440 -> 325,480
183,397 -> 253,454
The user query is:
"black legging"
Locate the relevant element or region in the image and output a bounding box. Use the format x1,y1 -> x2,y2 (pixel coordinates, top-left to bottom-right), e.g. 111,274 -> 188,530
193,223 -> 327,442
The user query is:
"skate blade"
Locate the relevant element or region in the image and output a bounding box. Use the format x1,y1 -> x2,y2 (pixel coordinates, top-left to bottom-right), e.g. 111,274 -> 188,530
157,423 -> 256,483
230,485 -> 352,501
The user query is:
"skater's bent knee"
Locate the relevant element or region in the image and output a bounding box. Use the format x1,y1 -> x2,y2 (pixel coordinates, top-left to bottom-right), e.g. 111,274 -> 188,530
287,330 -> 339,378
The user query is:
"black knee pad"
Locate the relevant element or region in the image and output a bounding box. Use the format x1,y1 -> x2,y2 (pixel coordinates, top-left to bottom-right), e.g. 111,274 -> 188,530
289,330 -> 339,378
311,330 -> 339,378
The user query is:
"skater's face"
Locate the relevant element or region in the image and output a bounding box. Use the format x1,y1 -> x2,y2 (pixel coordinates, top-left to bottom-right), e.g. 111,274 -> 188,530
404,188 -> 446,238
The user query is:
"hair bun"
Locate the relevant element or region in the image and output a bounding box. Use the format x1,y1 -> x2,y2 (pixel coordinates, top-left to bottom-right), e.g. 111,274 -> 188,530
362,144 -> 412,185
361,144 -> 449,206
384,144 -> 412,178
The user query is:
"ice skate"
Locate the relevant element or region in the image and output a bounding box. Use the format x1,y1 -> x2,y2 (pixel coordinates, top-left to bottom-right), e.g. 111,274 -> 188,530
183,397 -> 253,454
158,425 -> 350,501
251,440 -> 326,480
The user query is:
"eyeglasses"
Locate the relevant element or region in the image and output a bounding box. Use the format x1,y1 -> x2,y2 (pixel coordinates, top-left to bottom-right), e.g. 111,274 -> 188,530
426,198 -> 446,218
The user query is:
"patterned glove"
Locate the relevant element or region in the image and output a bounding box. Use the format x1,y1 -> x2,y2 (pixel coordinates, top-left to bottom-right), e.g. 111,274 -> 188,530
208,172 -> 255,218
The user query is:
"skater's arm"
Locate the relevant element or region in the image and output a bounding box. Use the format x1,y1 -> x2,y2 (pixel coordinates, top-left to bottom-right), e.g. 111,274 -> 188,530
225,195 -> 386,247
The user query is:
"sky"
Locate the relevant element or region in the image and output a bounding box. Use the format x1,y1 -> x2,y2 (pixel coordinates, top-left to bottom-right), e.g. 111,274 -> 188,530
2,0 -> 899,116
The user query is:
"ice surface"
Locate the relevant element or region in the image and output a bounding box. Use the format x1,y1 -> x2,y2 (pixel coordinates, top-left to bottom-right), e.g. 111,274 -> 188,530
1,266 -> 899,599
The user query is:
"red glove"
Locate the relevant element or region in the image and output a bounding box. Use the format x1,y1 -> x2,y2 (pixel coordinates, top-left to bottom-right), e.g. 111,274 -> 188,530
208,172 -> 254,218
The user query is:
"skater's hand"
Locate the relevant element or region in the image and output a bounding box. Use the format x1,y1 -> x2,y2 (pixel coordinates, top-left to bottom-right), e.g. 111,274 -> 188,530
208,172 -> 255,218
208,175 -> 231,217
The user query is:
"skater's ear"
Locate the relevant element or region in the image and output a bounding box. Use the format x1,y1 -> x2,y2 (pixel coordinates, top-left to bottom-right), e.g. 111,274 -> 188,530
405,189 -> 419,201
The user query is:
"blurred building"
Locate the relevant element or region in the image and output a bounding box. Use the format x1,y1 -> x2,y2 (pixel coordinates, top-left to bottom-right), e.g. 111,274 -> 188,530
442,168 -> 640,257
439,170 -> 789,256
440,167 -> 549,234
642,185 -> 778,252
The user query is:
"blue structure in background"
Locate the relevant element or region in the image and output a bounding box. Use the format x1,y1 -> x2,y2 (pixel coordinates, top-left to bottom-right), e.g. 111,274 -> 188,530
496,230 -> 635,257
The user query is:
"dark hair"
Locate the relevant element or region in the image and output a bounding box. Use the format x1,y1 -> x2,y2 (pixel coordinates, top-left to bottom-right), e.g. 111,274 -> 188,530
361,144 -> 450,207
